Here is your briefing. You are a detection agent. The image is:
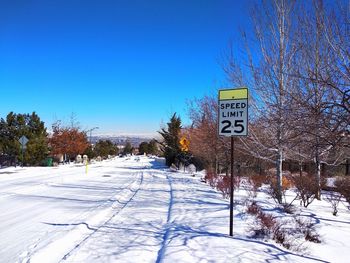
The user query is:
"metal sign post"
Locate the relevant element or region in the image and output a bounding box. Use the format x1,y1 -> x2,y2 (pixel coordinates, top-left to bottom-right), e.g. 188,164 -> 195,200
230,136 -> 234,236
218,88 -> 248,237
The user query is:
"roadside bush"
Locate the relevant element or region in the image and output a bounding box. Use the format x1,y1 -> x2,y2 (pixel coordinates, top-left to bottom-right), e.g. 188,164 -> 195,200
248,203 -> 274,238
325,190 -> 342,216
295,217 -> 321,243
335,177 -> 350,209
249,207 -> 292,248
283,176 -> 294,189
281,203 -> 297,214
246,201 -> 261,215
257,212 -> 277,237
204,171 -> 239,199
247,202 -> 321,250
247,174 -> 268,198
216,175 -> 230,199
291,174 -> 318,207
204,170 -> 217,188
267,175 -> 294,204
247,201 -> 286,245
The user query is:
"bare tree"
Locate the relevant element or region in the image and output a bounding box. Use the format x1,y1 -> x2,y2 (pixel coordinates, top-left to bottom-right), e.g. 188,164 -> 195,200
187,96 -> 230,173
226,0 -> 298,203
289,1 -> 349,198
322,1 -> 350,121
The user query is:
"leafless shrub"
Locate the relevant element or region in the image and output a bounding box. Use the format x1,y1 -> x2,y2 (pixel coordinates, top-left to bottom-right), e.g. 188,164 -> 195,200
247,174 -> 268,198
291,174 -> 318,207
295,217 -> 321,243
247,201 -> 293,249
281,203 -> 297,214
204,171 -> 240,199
216,175 -> 230,199
204,170 -> 217,188
325,191 -> 342,216
249,209 -> 296,249
335,177 -> 350,209
250,210 -> 276,238
216,174 -> 240,199
246,201 -> 261,216
272,223 -> 291,249
267,175 -> 295,205
247,202 -> 321,250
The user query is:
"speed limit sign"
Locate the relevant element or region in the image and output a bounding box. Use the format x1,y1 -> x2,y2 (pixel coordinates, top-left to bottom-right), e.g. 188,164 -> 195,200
218,88 -> 248,137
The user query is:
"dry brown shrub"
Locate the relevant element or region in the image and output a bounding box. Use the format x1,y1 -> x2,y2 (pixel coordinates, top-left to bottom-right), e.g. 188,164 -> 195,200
335,177 -> 350,209
204,171 -> 217,188
246,201 -> 261,215
325,191 -> 342,216
250,175 -> 268,190
247,202 -> 321,249
291,174 -> 318,207
295,217 -> 321,243
204,171 -> 240,199
217,175 -> 230,199
216,174 -> 240,199
282,176 -> 294,189
266,174 -> 295,203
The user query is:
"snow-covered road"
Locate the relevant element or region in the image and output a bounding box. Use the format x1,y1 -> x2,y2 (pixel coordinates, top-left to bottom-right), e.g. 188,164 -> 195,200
0,157 -> 341,262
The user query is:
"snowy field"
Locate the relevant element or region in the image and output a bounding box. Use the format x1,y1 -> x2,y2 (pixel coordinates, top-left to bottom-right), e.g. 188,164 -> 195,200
0,156 -> 349,263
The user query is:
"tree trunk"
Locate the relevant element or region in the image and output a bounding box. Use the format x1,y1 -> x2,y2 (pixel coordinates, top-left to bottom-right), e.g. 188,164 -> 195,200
276,149 -> 283,204
315,149 -> 321,200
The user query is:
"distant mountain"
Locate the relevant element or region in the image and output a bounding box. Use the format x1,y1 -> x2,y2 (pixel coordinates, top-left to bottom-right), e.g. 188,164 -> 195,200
91,134 -> 158,147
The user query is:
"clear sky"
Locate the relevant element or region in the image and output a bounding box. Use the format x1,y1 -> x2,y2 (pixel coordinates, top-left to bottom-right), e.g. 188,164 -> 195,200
0,0 -> 250,137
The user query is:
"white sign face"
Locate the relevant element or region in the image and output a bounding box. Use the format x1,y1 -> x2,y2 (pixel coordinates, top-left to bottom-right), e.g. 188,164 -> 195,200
19,135 -> 29,147
218,88 -> 248,137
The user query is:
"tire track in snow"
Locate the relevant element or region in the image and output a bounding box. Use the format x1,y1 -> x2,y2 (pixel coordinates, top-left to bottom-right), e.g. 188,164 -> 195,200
20,170 -> 140,262
59,171 -> 145,262
26,171 -> 144,263
0,169 -> 81,199
0,164 -> 122,201
155,172 -> 174,263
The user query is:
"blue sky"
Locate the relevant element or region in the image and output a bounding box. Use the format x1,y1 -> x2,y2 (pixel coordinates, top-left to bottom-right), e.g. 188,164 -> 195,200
0,0 -> 251,136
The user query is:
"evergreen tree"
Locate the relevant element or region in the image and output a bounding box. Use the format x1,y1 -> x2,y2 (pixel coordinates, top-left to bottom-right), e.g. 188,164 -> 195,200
83,145 -> 96,159
25,112 -> 49,165
138,142 -> 149,155
158,113 -> 182,166
0,112 -> 48,166
94,140 -> 118,158
123,141 -> 133,154
148,139 -> 159,155
0,118 -> 8,154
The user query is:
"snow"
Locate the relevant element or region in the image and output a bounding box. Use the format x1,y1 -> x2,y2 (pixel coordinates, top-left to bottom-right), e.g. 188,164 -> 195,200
0,157 -> 349,262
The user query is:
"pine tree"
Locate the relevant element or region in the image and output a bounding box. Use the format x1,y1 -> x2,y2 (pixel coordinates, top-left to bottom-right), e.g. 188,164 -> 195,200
148,139 -> 159,155
93,140 -> 118,158
138,142 -> 149,155
123,141 -> 133,154
83,145 -> 96,159
158,113 -> 182,166
25,112 -> 49,165
0,118 -> 8,154
0,112 -> 48,166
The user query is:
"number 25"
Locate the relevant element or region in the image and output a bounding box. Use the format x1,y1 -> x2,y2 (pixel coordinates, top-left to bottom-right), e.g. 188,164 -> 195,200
221,120 -> 244,134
